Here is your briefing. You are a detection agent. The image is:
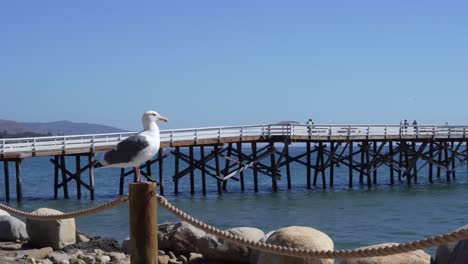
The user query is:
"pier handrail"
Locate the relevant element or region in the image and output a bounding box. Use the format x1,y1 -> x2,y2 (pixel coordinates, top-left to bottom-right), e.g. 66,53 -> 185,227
1,123 -> 468,155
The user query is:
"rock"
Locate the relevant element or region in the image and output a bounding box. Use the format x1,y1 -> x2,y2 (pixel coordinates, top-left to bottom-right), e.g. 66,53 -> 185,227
69,258 -> 86,264
26,208 -> 76,250
107,252 -> 126,261
158,221 -> 206,255
28,247 -> 54,260
188,253 -> 204,264
436,242 -> 457,264
436,224 -> 468,264
340,243 -> 431,264
178,254 -> 188,263
0,209 -> 11,216
158,255 -> 171,264
62,237 -> 121,253
168,251 -> 177,259
120,238 -> 130,254
0,242 -> 23,250
37,259 -> 53,264
448,239 -> 468,264
158,250 -> 166,255
256,226 -> 334,264
49,251 -> 70,263
0,215 -> 29,241
197,227 -> 264,264
80,255 -> 94,263
168,259 -> 182,264
95,255 -> 110,263
76,233 -> 90,243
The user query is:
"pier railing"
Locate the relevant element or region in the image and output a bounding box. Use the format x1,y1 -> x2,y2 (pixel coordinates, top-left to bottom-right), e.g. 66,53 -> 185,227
1,124 -> 467,156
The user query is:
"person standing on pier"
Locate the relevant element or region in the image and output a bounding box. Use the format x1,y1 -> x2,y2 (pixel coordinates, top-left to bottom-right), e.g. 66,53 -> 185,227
412,120 -> 418,135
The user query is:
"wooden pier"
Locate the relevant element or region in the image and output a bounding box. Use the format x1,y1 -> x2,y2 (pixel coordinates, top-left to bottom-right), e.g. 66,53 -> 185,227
1,124 -> 467,201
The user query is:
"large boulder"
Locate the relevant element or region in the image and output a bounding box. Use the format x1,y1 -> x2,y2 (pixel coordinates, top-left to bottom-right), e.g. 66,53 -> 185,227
436,224 -> 468,264
26,208 -> 76,250
448,239 -> 468,264
158,221 -> 206,255
0,215 -> 29,241
256,226 -> 334,264
197,227 -> 264,263
340,243 -> 432,264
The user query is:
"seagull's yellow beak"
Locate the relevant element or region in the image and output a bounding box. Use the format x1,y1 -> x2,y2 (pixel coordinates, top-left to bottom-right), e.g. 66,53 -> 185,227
158,116 -> 169,122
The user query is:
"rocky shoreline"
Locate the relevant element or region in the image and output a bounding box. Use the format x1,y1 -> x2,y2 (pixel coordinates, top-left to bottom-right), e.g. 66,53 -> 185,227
1,208 -> 467,263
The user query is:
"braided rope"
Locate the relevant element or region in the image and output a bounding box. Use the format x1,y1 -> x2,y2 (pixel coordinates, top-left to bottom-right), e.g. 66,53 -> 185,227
0,195 -> 129,220
156,194 -> 468,259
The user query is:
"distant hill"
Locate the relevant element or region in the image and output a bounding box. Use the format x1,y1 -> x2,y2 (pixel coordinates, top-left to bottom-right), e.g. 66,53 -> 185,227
0,119 -> 127,138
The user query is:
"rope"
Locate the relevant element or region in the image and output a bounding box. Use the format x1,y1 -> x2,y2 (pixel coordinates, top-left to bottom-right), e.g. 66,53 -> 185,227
0,195 -> 129,220
156,194 -> 468,259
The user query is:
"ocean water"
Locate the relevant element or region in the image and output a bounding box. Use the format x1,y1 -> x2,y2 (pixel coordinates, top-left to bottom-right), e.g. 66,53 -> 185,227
1,145 -> 467,257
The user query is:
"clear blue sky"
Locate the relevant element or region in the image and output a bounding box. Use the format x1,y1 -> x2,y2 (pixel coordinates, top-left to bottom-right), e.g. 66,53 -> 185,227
1,1 -> 467,131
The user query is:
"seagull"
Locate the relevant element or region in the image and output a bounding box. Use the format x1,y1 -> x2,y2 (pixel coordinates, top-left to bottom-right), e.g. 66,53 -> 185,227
95,110 -> 168,182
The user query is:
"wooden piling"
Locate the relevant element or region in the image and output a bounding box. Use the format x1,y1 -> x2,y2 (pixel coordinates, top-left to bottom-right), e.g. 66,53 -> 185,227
214,146 -> 222,194
189,146 -> 195,195
200,146 -> 206,195
15,159 -> 22,202
444,142 -> 450,182
451,141 -> 456,179
88,154 -> 95,200
158,149 -> 164,196
359,143 -> 364,185
285,143 -> 291,189
119,169 -> 125,195
398,146 -> 402,182
320,144 -> 326,189
60,155 -> 69,199
429,141 -> 433,183
348,142 -> 353,188
237,142 -> 245,191
252,142 -> 259,192
437,142 -> 442,178
389,141 -> 394,185
372,141 -> 377,185
330,142 -> 335,187
365,142 -> 371,188
270,142 -> 278,192
129,182 -> 157,264
412,142 -> 417,184
76,156 -> 81,199
174,147 -> 180,195
307,141 -> 311,189
222,143 -> 232,191
3,160 -> 10,202
54,156 -> 59,199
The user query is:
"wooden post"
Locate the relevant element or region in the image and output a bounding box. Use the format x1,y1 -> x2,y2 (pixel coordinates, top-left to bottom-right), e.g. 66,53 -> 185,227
54,156 -> 59,199
119,168 -> 125,195
320,144 -> 326,189
398,145 -> 402,182
270,142 -> 278,192
174,147 -> 180,195
437,142 -> 442,179
412,141 -> 417,184
129,182 -> 157,264
359,142 -> 364,185
15,159 -> 22,202
366,142 -> 371,188
158,149 -> 164,196
389,141 -> 394,185
60,155 -> 69,199
428,141 -> 433,183
285,143 -> 291,189
222,143 -> 232,191
451,141 -> 456,179
404,142 -> 411,186
214,146 -> 222,195
200,146 -> 206,195
444,142 -> 450,182
76,155 -> 81,199
329,142 -> 335,187
146,161 -> 152,181
348,142 -> 353,188
189,146 -> 195,195
237,142 -> 245,191
89,154 -> 95,200
372,141 -> 377,184
252,142 -> 259,192
3,160 -> 10,202
306,142 -> 311,189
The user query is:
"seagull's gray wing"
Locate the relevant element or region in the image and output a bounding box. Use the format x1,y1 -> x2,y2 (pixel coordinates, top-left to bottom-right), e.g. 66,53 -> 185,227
103,134 -> 149,165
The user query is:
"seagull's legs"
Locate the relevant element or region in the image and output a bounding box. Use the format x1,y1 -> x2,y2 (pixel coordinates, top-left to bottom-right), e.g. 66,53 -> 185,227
135,167 -> 142,182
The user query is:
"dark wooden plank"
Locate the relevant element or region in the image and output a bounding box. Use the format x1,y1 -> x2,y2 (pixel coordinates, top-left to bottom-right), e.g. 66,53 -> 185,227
54,156 -> 59,199
349,142 -> 353,188
237,142 -> 245,191
307,142 -> 311,189
159,149 -> 164,196
174,147 -> 180,195
60,155 -> 69,199
89,154 -> 95,200
389,141 -> 394,185
285,143 -> 291,189
3,160 -> 9,202
200,146 -> 206,195
189,146 -> 195,195
120,168 -> 125,195
429,141 -> 433,183
329,142 -> 335,187
252,142 -> 259,192
270,142 -> 278,192
76,155 -> 81,199
214,146 -> 222,194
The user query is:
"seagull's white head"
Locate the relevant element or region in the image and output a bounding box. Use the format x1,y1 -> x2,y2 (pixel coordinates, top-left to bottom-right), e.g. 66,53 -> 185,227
143,110 -> 168,123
